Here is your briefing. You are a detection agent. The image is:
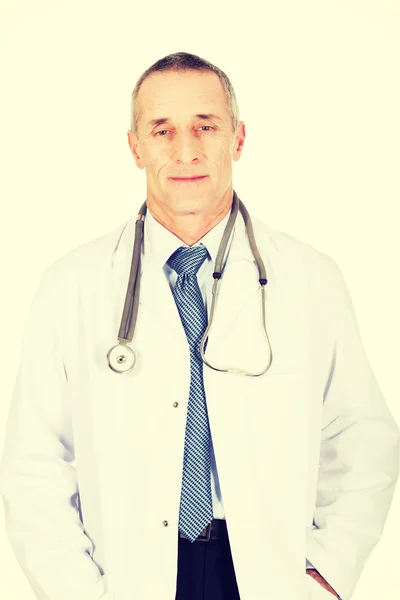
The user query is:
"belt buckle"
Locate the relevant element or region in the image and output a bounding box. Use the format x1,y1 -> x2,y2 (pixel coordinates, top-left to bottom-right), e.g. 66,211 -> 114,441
197,522 -> 212,542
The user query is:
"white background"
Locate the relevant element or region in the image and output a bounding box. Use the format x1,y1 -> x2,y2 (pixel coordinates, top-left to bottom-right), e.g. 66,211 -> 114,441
0,0 -> 399,598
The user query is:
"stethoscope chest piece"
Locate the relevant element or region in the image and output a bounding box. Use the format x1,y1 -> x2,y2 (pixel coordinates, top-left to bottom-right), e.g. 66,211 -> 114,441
107,343 -> 136,373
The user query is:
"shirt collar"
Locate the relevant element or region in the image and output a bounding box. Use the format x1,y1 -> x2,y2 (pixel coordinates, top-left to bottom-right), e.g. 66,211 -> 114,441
144,206 -> 234,268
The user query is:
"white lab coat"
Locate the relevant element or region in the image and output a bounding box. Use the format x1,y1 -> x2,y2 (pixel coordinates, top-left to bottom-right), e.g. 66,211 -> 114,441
0,209 -> 399,600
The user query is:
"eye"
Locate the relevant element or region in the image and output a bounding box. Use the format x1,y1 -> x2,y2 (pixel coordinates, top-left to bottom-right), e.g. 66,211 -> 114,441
154,125 -> 214,137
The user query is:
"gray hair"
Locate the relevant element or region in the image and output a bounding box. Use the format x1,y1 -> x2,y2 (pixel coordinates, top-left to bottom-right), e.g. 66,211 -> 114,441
129,51 -> 240,137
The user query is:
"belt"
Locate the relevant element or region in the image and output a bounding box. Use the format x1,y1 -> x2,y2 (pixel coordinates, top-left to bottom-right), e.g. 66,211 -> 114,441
179,519 -> 227,542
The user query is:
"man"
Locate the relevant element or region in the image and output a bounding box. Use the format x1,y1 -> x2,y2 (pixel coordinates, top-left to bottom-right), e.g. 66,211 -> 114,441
0,52 -> 399,600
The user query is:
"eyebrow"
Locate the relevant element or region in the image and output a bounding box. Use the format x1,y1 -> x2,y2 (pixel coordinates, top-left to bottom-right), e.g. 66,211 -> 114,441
147,113 -> 222,129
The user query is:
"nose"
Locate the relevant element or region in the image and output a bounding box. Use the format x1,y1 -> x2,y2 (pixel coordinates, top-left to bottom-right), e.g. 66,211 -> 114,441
171,131 -> 202,163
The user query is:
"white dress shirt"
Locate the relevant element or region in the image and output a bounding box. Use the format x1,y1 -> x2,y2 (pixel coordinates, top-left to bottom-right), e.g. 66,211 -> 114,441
144,206 -> 315,570
144,206 -> 234,520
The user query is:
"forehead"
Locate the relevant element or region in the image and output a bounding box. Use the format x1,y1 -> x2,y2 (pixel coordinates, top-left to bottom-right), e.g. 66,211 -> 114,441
138,70 -> 227,117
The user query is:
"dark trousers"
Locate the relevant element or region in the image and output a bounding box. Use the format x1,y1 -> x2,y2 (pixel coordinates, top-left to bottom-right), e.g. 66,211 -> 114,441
175,519 -> 241,600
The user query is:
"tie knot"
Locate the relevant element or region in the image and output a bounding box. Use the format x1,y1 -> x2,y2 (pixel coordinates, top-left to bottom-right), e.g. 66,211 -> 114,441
167,244 -> 209,276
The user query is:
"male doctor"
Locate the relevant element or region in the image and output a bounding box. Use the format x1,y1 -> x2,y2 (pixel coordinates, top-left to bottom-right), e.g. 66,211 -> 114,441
1,51 -> 399,600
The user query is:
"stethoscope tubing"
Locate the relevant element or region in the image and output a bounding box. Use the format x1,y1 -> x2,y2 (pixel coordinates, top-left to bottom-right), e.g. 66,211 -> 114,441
199,193 -> 272,376
107,190 -> 273,375
118,202 -> 147,343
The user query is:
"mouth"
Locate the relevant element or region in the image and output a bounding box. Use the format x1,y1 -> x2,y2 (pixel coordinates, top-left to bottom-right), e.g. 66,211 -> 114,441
169,176 -> 208,182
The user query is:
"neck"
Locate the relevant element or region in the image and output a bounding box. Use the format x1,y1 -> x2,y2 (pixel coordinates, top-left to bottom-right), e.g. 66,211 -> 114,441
147,189 -> 233,246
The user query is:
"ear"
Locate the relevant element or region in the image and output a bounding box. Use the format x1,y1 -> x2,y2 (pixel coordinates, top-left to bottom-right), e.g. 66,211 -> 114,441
127,130 -> 145,169
232,122 -> 246,162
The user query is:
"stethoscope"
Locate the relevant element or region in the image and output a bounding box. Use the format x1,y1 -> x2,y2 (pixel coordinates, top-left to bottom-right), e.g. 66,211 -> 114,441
107,189 -> 273,377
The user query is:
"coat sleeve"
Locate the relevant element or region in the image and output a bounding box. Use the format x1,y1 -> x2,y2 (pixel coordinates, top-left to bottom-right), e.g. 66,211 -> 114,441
305,259 -> 400,600
0,267 -> 109,600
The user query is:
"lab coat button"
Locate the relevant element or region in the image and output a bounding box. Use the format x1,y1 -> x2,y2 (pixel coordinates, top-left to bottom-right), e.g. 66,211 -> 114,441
173,402 -> 178,407
163,520 -> 168,527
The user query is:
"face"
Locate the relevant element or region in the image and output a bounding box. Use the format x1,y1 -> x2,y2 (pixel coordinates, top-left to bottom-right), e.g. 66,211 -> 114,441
127,70 -> 245,219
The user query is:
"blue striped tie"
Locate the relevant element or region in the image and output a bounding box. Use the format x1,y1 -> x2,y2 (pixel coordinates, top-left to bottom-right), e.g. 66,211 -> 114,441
167,243 -> 214,542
